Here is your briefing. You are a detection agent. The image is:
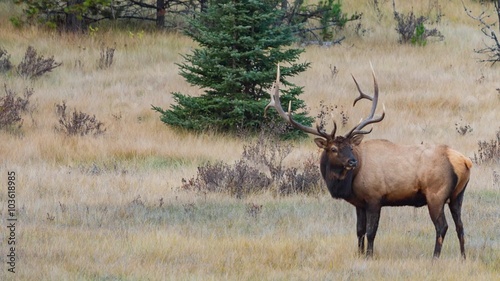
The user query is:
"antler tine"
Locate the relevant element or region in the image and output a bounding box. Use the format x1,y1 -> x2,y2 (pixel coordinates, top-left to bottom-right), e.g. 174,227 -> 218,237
351,74 -> 373,106
265,64 -> 329,139
345,67 -> 386,138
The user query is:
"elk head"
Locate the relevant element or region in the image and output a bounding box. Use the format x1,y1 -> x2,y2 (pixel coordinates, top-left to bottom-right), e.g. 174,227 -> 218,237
264,64 -> 385,180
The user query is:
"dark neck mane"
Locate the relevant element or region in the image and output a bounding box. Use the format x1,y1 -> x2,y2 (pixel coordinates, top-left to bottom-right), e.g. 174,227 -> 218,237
319,154 -> 355,200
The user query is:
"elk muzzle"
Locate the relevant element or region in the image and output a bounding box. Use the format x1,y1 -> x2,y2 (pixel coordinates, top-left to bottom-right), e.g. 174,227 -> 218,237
346,158 -> 358,169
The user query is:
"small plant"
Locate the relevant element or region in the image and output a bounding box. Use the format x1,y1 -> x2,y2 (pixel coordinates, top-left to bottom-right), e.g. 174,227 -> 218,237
98,45 -> 115,69
328,64 -> 339,80
473,128 -> 500,164
16,46 -> 62,79
0,48 -> 13,73
0,84 -> 34,131
246,203 -> 263,218
411,22 -> 427,46
129,195 -> 145,207
88,25 -> 99,36
46,213 -> 55,221
55,101 -> 106,136
455,119 -> 473,136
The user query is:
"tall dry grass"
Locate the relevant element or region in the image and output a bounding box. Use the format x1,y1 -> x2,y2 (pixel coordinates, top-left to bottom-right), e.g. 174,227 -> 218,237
0,0 -> 499,280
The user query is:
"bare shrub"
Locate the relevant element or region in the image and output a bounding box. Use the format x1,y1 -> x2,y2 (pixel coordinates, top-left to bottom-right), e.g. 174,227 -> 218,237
393,1 -> 443,45
55,101 -> 106,136
473,128 -> 500,164
278,154 -> 322,195
192,160 -> 271,198
241,123 -> 293,184
0,84 -> 34,130
0,48 -> 12,73
183,124 -> 322,198
16,46 -> 62,79
98,45 -> 115,69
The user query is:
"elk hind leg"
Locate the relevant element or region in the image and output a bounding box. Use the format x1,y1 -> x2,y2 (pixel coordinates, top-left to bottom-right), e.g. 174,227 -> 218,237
356,207 -> 367,255
428,201 -> 448,259
449,187 -> 467,259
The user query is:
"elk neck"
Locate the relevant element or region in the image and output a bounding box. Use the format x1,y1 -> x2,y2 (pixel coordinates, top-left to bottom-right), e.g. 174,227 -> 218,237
319,150 -> 360,200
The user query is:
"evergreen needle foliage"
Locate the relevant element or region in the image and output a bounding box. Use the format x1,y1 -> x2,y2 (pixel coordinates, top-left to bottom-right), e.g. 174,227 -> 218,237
153,0 -> 313,139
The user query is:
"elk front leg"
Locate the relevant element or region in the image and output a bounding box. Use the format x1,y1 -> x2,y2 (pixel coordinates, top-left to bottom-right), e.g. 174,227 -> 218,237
365,206 -> 381,258
356,207 -> 367,255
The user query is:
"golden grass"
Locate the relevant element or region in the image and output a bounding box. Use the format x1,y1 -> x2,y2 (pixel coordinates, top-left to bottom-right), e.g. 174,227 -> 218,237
0,1 -> 499,280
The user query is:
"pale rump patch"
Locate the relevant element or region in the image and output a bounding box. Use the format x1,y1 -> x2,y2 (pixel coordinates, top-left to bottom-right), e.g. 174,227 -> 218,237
447,148 -> 472,197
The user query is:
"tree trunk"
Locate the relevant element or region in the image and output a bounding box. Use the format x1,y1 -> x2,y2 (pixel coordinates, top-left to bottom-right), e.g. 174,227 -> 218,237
65,0 -> 85,32
281,0 -> 287,11
156,0 -> 166,28
200,0 -> 208,13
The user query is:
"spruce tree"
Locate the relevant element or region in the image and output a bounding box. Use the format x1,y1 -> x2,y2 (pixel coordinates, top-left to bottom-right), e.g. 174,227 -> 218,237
153,0 -> 312,138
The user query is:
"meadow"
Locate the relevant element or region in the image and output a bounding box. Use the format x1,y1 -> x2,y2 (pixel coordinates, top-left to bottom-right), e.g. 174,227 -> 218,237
0,0 -> 499,280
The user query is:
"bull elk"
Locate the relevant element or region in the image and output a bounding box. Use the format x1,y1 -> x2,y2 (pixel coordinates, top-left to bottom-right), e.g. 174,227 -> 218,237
265,65 -> 472,259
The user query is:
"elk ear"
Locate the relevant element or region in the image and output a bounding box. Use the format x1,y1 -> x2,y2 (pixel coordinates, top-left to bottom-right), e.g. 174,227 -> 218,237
350,134 -> 364,146
314,138 -> 328,149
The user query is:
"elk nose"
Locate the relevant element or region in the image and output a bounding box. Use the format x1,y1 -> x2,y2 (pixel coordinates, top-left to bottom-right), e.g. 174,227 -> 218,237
347,159 -> 357,167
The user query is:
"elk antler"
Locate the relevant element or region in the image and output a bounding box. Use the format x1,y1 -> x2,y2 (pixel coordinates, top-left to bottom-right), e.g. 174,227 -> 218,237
264,64 -> 334,140
344,65 -> 385,138
265,64 -> 384,141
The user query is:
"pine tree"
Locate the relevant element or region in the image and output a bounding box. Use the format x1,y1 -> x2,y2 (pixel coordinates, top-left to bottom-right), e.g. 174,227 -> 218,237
153,0 -> 312,138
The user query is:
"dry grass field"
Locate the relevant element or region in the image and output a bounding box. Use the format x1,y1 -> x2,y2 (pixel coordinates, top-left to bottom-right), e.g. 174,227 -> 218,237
0,0 -> 499,280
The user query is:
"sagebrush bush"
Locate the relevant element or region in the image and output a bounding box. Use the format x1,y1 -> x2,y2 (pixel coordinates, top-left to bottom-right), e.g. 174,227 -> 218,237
0,48 -> 12,73
55,101 -> 106,136
393,6 -> 443,45
17,46 -> 62,79
473,128 -> 500,164
0,84 -> 34,130
182,125 -> 322,198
